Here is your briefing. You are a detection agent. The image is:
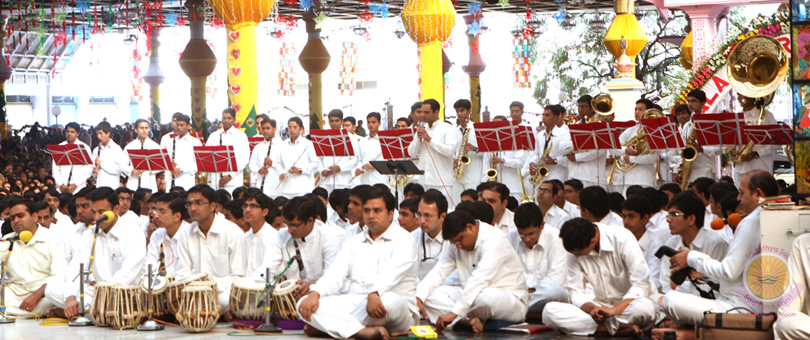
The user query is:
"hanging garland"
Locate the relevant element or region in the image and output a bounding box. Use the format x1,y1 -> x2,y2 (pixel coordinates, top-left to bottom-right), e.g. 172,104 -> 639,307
513,37 -> 531,88
338,42 -> 357,96
279,42 -> 295,96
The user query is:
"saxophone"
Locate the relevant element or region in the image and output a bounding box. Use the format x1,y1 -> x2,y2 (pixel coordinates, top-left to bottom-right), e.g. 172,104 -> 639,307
485,152 -> 498,182
677,122 -> 699,191
607,108 -> 663,185
531,136 -> 552,186
454,127 -> 471,180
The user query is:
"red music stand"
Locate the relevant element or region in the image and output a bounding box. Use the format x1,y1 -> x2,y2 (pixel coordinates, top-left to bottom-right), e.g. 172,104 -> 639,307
693,112 -> 746,146
193,146 -> 237,188
743,123 -> 794,145
47,143 -> 93,166
379,128 -> 416,159
473,121 -> 536,152
639,116 -> 685,150
310,129 -> 356,187
127,149 -> 175,172
248,136 -> 264,152
568,121 -> 635,151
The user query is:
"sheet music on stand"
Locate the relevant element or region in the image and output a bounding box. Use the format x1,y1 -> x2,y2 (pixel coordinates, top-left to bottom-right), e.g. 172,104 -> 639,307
127,149 -> 175,172
379,128 -> 416,159
743,123 -> 794,145
248,137 -> 264,152
193,146 -> 238,174
640,116 -> 685,150
46,143 -> 93,166
693,112 -> 746,146
309,129 -> 356,157
568,121 -> 635,151
473,121 -> 535,152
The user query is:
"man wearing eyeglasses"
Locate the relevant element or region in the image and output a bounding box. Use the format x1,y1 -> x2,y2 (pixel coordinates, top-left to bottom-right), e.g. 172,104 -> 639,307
175,185 -> 247,316
480,182 -> 515,234
413,190 -> 448,280
260,196 -> 344,300
242,193 -> 279,276
115,187 -> 142,237
536,181 -> 570,230
417,211 -> 528,333
508,203 -> 569,321
145,193 -> 190,276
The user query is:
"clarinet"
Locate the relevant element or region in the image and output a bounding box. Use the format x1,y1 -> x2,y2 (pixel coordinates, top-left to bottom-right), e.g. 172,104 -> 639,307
170,136 -> 177,188
260,140 -> 273,192
88,147 -> 100,186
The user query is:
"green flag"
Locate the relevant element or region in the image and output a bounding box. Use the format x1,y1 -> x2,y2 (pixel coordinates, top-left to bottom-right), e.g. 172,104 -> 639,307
243,105 -> 258,136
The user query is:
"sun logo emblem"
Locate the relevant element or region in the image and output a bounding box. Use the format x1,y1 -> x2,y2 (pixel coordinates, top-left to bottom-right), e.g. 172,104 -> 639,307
744,253 -> 791,301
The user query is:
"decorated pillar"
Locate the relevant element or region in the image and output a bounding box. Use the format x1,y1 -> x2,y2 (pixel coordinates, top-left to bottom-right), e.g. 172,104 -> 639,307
462,14 -> 485,123
0,15 -> 11,140
143,28 -> 165,123
401,0 -> 455,118
179,0 -> 217,133
603,0 -> 647,122
681,5 -> 728,71
210,0 -> 275,135
298,12 -> 331,130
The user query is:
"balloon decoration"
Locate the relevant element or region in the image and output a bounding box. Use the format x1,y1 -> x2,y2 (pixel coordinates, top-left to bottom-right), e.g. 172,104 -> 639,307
209,0 -> 276,135
401,0 -> 456,116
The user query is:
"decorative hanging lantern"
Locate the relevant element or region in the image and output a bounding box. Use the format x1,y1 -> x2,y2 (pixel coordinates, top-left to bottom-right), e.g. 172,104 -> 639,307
603,0 -> 647,62
679,30 -> 693,69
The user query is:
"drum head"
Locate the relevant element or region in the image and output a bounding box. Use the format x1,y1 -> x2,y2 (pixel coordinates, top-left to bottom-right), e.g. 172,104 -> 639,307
233,277 -> 267,291
273,280 -> 299,296
141,275 -> 169,294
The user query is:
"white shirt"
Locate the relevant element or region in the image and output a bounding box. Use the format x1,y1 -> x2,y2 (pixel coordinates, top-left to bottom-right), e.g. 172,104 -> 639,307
599,212 -> 624,228
175,213 -> 247,292
493,208 -> 516,233
669,120 -> 721,182
455,122 -> 483,185
273,137 -> 320,196
318,130 -> 360,189
311,223 -> 418,315
542,204 -> 570,230
407,120 -> 458,187
636,230 -> 663,292
733,107 -> 777,176
52,140 -> 94,193
526,126 -> 573,182
1,226 -> 66,298
145,222 -> 189,276
568,149 -> 608,186
566,223 -> 659,307
119,210 -> 144,238
161,132 -> 203,190
507,226 -> 567,289
244,223 -> 279,276
563,201 -> 581,219
123,137 -> 162,191
417,222 -> 528,316
413,230 -> 447,280
259,220 -> 345,280
93,141 -> 128,189
659,227 -> 729,294
354,134 -> 388,186
647,211 -> 671,245
73,215 -> 146,293
609,124 -> 659,187
687,207 -> 761,310
205,126 -> 250,190
780,233 -> 810,316
249,137 -> 282,195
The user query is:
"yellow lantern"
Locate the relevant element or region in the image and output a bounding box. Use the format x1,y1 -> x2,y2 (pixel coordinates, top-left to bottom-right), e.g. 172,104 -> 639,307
680,31 -> 693,69
604,14 -> 647,61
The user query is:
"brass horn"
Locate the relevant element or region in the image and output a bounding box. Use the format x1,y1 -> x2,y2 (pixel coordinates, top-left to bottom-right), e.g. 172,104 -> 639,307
589,93 -> 614,123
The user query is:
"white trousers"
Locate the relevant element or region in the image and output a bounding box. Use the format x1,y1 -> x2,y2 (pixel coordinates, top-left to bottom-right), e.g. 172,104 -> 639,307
661,290 -> 742,325
3,284 -> 65,316
542,298 -> 656,336
452,182 -> 477,204
425,185 -> 455,207
422,285 -> 527,324
774,312 -> 810,340
298,292 -> 416,339
528,282 -> 570,313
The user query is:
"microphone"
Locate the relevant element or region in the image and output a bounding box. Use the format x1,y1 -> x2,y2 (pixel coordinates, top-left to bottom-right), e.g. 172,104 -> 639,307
93,211 -> 116,225
709,213 -> 742,230
0,230 -> 33,252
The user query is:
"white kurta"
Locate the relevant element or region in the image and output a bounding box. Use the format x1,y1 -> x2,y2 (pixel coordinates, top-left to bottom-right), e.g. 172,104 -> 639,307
775,234 -> 810,340
1,227 -> 67,315
161,132 -> 202,190
563,201 -> 581,219
662,207 -> 763,325
205,127 -> 250,193
493,208 -> 516,234
543,204 -> 571,230
144,222 -> 190,276
637,230 -> 663,293
669,120 -> 721,182
543,223 -> 658,336
353,134 -> 388,187
526,126 -> 574,183
412,230 -> 447,281
175,213 -> 247,309
52,140 -> 94,193
609,125 -> 660,189
249,137 -> 282,196
454,122 -> 483,186
273,137 -> 320,197
258,220 -> 345,280
407,121 -> 458,193
416,222 -> 528,323
244,223 -> 279,277
658,227 -> 728,295
92,141 -> 128,189
568,148 -> 608,188
733,107 -> 777,184
123,137 -> 162,191
303,224 -> 418,339
506,226 -> 569,312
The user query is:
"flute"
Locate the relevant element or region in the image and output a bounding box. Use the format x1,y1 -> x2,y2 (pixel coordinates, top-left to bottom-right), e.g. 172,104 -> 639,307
276,145 -> 310,190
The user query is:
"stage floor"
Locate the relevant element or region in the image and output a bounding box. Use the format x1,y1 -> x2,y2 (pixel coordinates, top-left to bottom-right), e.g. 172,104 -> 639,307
0,319 -> 647,340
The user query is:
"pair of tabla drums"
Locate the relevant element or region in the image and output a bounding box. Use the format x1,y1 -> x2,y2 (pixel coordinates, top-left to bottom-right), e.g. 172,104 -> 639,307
229,277 -> 301,328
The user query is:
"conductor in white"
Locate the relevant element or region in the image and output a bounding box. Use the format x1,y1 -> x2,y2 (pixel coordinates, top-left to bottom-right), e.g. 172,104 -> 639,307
416,211 -> 528,333
297,189 -> 418,340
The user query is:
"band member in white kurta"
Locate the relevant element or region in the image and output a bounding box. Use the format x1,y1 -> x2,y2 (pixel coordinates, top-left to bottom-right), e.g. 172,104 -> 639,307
670,117 -> 722,186
175,185 -> 247,311
297,190 -> 418,340
451,100 -> 483,200
274,117 -> 320,197
407,99 -> 459,201
145,193 -> 189,276
161,114 -> 201,190
53,122 -> 93,194
92,122 -> 128,189
608,105 -> 660,194
124,119 -> 161,191
249,118 -> 282,197
543,219 -> 658,336
205,109 -> 250,194
317,128 -> 359,192
508,203 -> 569,318
0,199 -> 67,316
417,211 -> 528,332
528,106 -> 573,184
732,95 -> 778,184
566,96 -> 607,188
353,112 -> 388,187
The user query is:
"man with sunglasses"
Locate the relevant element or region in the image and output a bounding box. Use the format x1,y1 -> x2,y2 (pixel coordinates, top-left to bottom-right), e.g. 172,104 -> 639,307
413,190 -> 448,280
416,211 -> 527,333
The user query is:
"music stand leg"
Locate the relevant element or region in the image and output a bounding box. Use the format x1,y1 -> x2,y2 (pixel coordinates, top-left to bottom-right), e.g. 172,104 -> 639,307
0,261 -> 13,324
255,268 -> 281,333
137,264 -> 163,331
394,168 -> 399,203
69,263 -> 93,327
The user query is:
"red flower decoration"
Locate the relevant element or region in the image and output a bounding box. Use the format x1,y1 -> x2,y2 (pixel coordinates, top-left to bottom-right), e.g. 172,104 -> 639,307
284,0 -> 296,6
359,10 -> 373,22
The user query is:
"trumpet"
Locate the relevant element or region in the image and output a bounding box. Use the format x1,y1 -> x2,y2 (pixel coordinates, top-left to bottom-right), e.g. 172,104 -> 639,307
276,145 -> 310,190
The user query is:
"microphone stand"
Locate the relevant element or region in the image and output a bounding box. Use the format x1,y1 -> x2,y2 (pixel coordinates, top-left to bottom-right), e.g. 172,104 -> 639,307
0,260 -> 13,324
137,264 -> 163,331
255,268 -> 282,333
68,263 -> 93,326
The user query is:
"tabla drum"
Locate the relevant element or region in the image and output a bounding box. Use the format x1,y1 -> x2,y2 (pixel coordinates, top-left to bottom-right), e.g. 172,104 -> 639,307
229,277 -> 268,321
89,282 -> 119,327
140,275 -> 174,319
176,286 -> 220,333
140,274 -> 170,294
105,285 -> 148,330
272,279 -> 301,320
166,273 -> 213,315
